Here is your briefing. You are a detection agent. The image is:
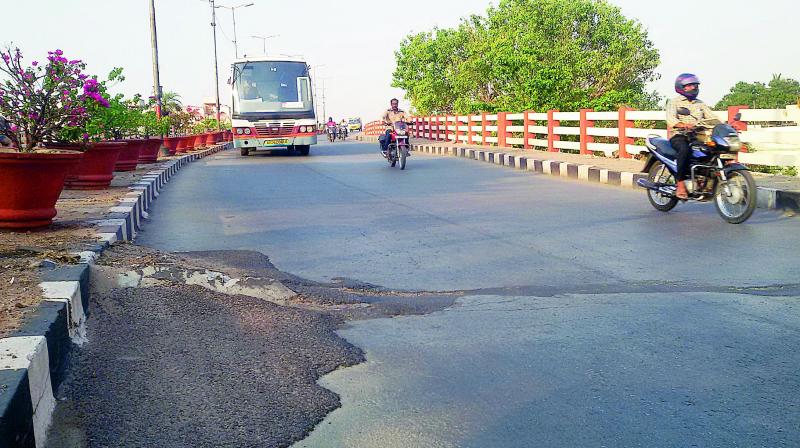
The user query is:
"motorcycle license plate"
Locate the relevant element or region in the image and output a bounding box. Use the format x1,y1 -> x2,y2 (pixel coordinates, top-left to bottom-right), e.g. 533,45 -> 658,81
264,138 -> 289,145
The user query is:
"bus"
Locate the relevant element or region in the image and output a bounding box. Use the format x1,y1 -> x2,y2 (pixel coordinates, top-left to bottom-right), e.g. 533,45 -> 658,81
230,56 -> 317,156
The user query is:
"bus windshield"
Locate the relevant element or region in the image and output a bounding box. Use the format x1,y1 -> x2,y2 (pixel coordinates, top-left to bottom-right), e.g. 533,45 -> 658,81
232,61 -> 312,115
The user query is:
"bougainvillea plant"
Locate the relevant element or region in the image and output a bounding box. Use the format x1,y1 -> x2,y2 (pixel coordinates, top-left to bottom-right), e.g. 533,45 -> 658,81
0,47 -> 108,151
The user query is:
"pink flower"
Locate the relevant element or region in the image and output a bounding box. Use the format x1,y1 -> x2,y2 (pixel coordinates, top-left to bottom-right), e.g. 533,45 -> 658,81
31,61 -> 38,66
9,124 -> 18,132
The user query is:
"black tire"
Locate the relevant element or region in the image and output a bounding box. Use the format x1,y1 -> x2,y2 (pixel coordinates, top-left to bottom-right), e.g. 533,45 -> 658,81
714,170 -> 757,224
297,145 -> 310,156
240,147 -> 249,156
647,161 -> 678,212
400,145 -> 407,170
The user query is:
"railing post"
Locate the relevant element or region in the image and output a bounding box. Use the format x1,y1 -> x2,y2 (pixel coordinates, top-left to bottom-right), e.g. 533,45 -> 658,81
437,115 -> 443,141
427,116 -> 432,139
453,115 -> 461,144
497,112 -> 508,147
618,107 -> 633,159
579,108 -> 594,155
467,114 -> 475,145
481,112 -> 489,147
523,110 -> 532,150
547,109 -> 560,152
728,105 -> 749,154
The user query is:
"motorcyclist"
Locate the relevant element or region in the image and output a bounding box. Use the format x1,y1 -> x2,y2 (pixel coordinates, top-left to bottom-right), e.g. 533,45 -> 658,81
339,119 -> 348,138
378,98 -> 410,157
666,73 -> 720,199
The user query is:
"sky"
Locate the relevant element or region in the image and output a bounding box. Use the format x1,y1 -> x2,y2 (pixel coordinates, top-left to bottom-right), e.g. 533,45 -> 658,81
3,0 -> 798,122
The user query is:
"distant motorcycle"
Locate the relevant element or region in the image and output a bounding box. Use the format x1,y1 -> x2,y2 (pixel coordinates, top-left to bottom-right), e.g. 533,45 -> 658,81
327,125 -> 337,143
385,121 -> 410,170
637,108 -> 756,224
338,125 -> 348,141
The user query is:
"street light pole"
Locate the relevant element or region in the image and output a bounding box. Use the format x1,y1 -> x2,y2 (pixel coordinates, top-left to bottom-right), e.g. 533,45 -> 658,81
208,0 -> 222,130
215,2 -> 254,58
148,0 -> 163,119
250,34 -> 278,55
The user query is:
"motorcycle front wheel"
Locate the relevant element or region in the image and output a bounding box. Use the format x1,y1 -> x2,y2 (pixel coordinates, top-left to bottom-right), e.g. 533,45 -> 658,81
647,161 -> 678,212
400,145 -> 407,170
714,170 -> 757,224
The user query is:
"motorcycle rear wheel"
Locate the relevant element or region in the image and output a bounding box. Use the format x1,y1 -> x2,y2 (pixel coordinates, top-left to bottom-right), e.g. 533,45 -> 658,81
647,162 -> 678,212
714,170 -> 756,224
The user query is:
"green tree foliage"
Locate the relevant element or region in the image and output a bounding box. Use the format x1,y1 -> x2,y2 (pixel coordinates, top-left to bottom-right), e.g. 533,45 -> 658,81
715,74 -> 800,109
392,0 -> 661,115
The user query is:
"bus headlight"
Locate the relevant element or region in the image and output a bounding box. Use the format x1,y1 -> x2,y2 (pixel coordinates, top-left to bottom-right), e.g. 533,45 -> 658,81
244,128 -> 252,135
236,128 -> 244,135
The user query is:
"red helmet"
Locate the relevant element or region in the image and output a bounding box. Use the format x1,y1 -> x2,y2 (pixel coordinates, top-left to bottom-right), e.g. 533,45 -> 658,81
675,73 -> 700,100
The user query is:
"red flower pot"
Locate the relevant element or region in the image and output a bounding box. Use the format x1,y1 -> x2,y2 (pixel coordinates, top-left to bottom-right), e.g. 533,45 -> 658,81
64,141 -> 127,190
0,151 -> 83,229
163,137 -> 180,156
138,138 -> 163,164
115,139 -> 144,171
204,132 -> 216,147
176,136 -> 191,153
213,131 -> 223,143
225,130 -> 232,141
193,134 -> 206,150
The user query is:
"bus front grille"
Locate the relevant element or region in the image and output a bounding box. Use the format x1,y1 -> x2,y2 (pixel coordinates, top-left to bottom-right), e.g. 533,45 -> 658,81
254,122 -> 294,136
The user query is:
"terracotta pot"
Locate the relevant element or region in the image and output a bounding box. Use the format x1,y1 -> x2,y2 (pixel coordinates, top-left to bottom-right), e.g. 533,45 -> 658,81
192,134 -> 206,151
213,131 -> 224,143
0,150 -> 83,229
204,132 -> 217,147
176,136 -> 190,153
115,139 -> 144,171
64,141 -> 126,190
225,130 -> 232,141
163,137 -> 180,155
138,138 -> 163,164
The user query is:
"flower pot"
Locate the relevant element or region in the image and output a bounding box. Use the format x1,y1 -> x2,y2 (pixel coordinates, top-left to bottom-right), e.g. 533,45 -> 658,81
115,139 -> 144,171
0,151 -> 83,229
214,131 -> 224,143
163,137 -> 180,156
176,136 -> 191,153
138,138 -> 163,164
64,141 -> 126,190
193,134 -> 206,151
225,130 -> 232,141
204,132 -> 217,147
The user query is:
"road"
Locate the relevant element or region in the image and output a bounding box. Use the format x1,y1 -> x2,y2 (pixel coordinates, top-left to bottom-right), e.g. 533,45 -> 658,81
55,140 -> 800,447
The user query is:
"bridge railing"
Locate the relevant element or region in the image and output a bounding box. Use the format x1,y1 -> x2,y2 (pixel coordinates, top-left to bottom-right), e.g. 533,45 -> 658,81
363,121 -> 389,136
405,105 -> 800,167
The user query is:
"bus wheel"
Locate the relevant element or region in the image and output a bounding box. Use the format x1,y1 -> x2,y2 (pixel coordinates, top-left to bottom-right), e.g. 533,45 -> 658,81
240,148 -> 249,156
297,145 -> 310,156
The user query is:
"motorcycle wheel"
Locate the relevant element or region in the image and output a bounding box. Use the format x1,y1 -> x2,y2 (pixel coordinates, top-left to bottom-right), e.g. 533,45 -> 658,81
647,161 -> 678,212
400,145 -> 407,170
714,170 -> 757,224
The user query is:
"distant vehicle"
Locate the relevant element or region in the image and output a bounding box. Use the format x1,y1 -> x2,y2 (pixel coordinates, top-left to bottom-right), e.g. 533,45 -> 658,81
348,118 -> 362,132
230,56 -> 316,157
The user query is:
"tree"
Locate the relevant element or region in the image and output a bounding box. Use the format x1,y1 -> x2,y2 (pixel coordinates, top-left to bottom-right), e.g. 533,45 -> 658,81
392,0 -> 661,115
715,74 -> 800,109
159,91 -> 183,114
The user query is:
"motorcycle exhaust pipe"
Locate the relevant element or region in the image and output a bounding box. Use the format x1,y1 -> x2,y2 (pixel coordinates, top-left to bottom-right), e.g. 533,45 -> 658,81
637,178 -> 676,196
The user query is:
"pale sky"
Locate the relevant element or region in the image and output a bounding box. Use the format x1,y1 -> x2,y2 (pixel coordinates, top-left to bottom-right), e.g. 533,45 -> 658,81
4,0 -> 798,121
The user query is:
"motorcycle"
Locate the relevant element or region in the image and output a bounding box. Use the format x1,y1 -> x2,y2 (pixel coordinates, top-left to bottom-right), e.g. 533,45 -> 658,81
338,125 -> 348,141
385,121 -> 410,170
637,108 -> 757,224
327,125 -> 337,143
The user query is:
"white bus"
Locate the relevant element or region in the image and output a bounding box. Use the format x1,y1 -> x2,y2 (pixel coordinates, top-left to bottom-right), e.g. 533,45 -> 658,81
230,56 -> 317,156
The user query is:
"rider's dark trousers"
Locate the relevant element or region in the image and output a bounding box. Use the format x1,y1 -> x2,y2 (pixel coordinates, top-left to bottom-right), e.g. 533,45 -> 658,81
670,134 -> 692,181
378,130 -> 391,152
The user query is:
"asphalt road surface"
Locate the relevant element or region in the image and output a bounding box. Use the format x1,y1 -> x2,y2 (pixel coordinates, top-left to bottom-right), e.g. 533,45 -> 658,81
67,140 -> 800,446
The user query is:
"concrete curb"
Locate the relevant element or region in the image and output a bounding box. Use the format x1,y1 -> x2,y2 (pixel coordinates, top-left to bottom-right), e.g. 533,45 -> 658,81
355,135 -> 799,213
0,142 -> 231,448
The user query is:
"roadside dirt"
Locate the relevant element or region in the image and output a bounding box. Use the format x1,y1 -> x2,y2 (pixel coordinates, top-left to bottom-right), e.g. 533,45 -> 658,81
0,158 -> 181,337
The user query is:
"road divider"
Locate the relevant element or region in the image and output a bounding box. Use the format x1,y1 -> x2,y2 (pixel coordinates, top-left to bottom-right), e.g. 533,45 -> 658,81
0,143 -> 231,448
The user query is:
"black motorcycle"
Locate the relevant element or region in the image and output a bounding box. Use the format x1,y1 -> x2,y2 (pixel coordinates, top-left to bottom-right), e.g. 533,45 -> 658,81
637,108 -> 757,224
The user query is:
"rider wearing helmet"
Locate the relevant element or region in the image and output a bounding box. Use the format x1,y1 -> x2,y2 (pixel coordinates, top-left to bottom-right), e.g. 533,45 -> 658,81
666,73 -> 720,199
379,98 -> 410,157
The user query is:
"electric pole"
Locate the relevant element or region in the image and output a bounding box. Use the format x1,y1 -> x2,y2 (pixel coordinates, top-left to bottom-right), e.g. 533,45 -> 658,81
208,0 -> 222,130
148,0 -> 163,119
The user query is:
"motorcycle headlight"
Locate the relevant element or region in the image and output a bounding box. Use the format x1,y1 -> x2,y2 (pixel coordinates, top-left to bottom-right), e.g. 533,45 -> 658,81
724,135 -> 742,152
